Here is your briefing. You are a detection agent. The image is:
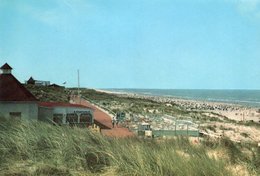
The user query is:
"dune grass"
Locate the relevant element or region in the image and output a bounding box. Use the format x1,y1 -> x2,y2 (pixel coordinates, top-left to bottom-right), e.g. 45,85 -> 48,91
0,120 -> 258,175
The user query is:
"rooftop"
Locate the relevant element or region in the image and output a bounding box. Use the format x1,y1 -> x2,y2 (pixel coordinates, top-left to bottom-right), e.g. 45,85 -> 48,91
0,63 -> 12,70
0,64 -> 38,101
38,102 -> 93,109
73,97 -> 135,137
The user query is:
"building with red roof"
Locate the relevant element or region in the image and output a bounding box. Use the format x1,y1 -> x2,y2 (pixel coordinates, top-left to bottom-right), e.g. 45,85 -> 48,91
38,102 -> 94,128
0,63 -> 38,120
72,97 -> 135,137
0,63 -> 133,137
0,63 -> 94,126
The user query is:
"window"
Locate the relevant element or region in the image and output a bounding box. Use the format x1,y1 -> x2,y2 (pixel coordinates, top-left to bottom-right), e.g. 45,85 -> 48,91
80,113 -> 92,123
66,113 -> 78,124
9,112 -> 21,120
53,114 -> 63,125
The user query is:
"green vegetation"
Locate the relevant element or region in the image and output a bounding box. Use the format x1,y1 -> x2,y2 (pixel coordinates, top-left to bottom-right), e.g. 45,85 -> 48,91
25,86 -> 258,128
240,132 -> 249,138
238,120 -> 260,128
206,125 -> 217,132
2,120 -> 259,175
25,86 -> 227,123
25,85 -> 70,102
21,86 -> 260,175
252,147 -> 260,172
77,89 -> 187,115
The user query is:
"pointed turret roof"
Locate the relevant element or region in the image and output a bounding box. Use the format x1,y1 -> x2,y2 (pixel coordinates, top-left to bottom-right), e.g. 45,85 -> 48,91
28,76 -> 34,81
0,64 -> 37,101
0,63 -> 12,69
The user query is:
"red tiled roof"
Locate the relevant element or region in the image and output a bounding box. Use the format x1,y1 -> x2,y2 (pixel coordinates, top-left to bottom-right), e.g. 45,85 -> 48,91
73,97 -> 135,137
0,74 -> 38,101
76,99 -> 112,129
38,102 -> 93,109
0,63 -> 12,69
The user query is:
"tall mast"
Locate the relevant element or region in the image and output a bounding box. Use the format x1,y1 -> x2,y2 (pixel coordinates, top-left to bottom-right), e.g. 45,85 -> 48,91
77,69 -> 80,97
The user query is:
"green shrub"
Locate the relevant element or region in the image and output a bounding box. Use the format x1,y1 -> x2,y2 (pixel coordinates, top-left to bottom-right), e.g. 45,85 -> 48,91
240,132 -> 249,138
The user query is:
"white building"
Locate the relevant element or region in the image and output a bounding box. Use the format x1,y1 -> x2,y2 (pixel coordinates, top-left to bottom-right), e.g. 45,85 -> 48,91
0,63 -> 94,127
26,76 -> 50,86
38,102 -> 94,127
0,63 -> 38,120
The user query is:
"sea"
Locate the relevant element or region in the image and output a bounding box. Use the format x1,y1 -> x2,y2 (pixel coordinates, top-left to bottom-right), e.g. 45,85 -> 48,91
106,89 -> 260,108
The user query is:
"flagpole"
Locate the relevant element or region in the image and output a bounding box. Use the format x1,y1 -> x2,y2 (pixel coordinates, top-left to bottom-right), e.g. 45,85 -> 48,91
77,69 -> 80,103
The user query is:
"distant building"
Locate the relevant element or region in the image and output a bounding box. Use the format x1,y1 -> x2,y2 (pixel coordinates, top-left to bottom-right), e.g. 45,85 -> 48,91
48,83 -> 65,89
26,76 -> 50,86
27,76 -> 35,84
0,63 -> 38,120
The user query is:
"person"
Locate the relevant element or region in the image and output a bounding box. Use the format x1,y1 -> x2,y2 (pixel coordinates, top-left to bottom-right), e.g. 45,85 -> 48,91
116,117 -> 119,127
112,116 -> 116,128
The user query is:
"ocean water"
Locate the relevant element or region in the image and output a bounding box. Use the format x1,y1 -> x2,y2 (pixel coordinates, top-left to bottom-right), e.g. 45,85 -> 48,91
108,89 -> 260,107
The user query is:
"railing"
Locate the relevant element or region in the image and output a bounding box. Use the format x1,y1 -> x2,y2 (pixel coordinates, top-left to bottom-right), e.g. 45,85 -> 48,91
153,130 -> 199,137
81,96 -> 116,116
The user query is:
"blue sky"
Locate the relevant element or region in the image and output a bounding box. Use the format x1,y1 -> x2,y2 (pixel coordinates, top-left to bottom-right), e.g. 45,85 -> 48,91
1,0 -> 260,89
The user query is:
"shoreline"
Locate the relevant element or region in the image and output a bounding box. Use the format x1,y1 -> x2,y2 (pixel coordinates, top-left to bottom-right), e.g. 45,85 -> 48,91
95,89 -> 260,123
97,89 -> 260,107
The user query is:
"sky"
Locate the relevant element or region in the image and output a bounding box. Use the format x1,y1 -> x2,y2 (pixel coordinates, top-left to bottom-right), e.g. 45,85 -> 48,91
0,0 -> 260,89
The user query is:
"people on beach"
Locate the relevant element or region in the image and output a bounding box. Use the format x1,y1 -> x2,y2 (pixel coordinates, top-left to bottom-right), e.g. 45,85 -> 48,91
112,116 -> 120,128
112,116 -> 116,128
116,118 -> 119,127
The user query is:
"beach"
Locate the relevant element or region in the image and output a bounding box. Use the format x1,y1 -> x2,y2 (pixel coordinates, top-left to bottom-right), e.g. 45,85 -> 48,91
94,89 -> 260,143
96,89 -> 260,123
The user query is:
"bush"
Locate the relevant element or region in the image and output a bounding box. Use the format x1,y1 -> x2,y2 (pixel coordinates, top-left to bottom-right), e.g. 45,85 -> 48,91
240,132 -> 249,138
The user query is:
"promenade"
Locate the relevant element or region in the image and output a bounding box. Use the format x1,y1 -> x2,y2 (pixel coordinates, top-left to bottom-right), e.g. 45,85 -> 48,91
72,96 -> 134,138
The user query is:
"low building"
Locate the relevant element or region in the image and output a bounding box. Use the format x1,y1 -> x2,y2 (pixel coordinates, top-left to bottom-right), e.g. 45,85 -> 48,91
48,83 -> 65,89
27,76 -> 35,84
38,102 -> 94,127
26,76 -> 50,86
0,63 -> 38,120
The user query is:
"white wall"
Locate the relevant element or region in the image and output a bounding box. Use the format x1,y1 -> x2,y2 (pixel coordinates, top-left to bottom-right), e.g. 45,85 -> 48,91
38,106 -> 93,124
53,106 -> 93,124
0,102 -> 38,120
38,106 -> 53,122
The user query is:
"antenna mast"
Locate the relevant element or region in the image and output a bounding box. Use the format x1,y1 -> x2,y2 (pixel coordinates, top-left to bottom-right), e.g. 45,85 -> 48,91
77,69 -> 80,97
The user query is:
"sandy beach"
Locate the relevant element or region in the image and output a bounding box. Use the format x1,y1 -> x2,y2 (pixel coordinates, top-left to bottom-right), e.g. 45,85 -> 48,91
92,89 -> 260,143
96,89 -> 260,123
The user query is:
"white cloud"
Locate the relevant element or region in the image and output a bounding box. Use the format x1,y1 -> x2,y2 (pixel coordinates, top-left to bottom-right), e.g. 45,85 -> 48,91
233,0 -> 260,19
16,2 -> 64,28
16,0 -> 92,29
237,0 -> 260,12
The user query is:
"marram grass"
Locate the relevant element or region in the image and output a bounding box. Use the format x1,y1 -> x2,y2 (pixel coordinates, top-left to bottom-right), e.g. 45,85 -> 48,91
0,120 -> 255,176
